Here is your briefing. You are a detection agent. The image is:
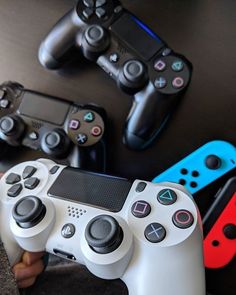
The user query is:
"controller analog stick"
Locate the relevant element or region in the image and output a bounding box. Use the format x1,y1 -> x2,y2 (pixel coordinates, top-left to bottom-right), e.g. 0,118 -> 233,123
81,25 -> 110,60
205,155 -> 222,170
0,115 -> 25,140
223,224 -> 236,240
41,129 -> 71,158
119,60 -> 148,94
85,25 -> 107,47
12,196 -> 46,228
85,215 -> 123,254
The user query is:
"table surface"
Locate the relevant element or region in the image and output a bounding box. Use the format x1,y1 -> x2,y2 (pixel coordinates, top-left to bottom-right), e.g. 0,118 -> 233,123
0,0 -> 236,294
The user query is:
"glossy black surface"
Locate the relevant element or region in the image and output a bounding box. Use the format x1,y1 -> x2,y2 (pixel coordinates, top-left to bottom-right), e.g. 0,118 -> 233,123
0,1 -> 236,294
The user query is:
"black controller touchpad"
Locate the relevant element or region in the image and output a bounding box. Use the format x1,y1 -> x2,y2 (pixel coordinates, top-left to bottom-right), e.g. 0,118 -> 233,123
110,12 -> 164,61
18,92 -> 70,125
48,167 -> 132,212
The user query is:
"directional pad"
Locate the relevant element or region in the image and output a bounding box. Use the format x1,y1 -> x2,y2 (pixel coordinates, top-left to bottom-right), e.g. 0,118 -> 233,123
22,166 -> 37,179
82,0 -> 107,19
7,183 -> 23,198
6,173 -> 21,185
24,177 -> 40,190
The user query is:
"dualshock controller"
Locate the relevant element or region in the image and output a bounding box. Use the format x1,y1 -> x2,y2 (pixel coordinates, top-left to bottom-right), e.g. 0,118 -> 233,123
0,81 -> 106,171
38,0 -> 192,150
152,141 -> 236,194
0,159 -> 205,295
203,177 -> 236,268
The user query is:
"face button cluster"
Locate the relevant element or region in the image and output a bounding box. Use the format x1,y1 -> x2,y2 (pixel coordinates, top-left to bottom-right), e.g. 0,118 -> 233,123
6,166 -> 40,197
131,183 -> 194,243
67,110 -> 104,147
152,51 -> 189,94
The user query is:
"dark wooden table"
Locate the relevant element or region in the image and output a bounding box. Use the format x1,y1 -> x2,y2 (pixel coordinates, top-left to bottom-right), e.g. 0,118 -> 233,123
0,0 -> 235,294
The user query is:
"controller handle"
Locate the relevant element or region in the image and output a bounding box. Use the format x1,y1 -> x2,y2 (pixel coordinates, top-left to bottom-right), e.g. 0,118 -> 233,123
124,82 -> 179,150
38,9 -> 80,69
122,224 -> 205,295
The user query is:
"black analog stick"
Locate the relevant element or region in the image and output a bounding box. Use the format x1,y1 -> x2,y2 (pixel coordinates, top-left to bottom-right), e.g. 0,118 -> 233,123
85,25 -> 107,47
85,215 -> 123,254
119,59 -> 148,94
0,115 -> 25,142
12,196 -> 46,228
205,155 -> 222,170
223,224 -> 236,240
41,129 -> 71,158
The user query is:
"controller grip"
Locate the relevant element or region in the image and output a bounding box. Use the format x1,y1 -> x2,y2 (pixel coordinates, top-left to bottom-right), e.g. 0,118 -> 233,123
124,82 -> 178,150
38,9 -> 79,69
122,226 -> 205,295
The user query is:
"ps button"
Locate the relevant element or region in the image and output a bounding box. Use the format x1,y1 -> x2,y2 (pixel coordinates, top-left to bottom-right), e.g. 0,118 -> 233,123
83,0 -> 94,8
0,89 -> 6,100
50,165 -> 60,175
24,177 -> 40,190
172,60 -> 184,72
154,60 -> 166,71
22,166 -> 37,179
172,77 -> 184,89
95,8 -> 106,18
135,182 -> 147,193
109,53 -> 119,63
173,210 -> 194,229
91,126 -> 102,136
131,200 -> 151,218
28,131 -> 38,141
69,119 -> 80,130
76,133 -> 88,145
154,77 -> 167,89
205,155 -> 222,170
83,8 -> 94,19
0,99 -> 10,109
6,173 -> 21,185
7,184 -> 23,198
61,223 -> 76,239
144,223 -> 166,243
84,112 -> 95,122
114,5 -> 123,14
223,224 -> 236,240
157,189 -> 177,205
95,0 -> 106,7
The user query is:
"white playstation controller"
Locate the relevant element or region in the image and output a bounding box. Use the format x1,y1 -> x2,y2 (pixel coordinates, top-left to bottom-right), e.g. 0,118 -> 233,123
0,159 -> 205,295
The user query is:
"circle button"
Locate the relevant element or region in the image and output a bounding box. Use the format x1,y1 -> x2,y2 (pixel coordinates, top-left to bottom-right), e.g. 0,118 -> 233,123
172,210 -> 194,229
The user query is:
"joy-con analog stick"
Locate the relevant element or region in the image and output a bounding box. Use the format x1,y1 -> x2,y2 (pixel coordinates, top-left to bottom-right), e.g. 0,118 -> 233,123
223,224 -> 236,240
205,155 -> 222,170
85,214 -> 123,254
12,196 -> 46,229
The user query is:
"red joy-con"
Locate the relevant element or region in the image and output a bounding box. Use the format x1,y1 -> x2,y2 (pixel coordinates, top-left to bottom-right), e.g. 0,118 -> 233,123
204,192 -> 236,268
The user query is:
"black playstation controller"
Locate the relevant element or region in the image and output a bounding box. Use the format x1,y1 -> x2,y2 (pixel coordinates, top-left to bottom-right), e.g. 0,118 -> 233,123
0,81 -> 106,172
39,0 -> 192,150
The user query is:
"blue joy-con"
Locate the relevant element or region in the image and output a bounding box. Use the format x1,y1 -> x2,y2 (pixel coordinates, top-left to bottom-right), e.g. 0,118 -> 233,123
152,141 -> 236,194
